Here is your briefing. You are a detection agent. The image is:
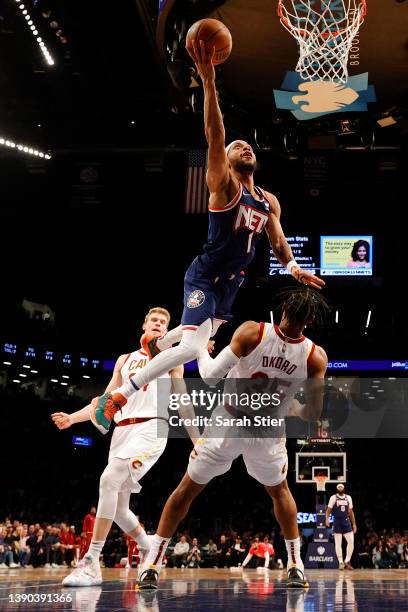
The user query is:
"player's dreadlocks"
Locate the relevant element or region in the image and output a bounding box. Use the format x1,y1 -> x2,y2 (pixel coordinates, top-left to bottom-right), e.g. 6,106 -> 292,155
276,286 -> 330,328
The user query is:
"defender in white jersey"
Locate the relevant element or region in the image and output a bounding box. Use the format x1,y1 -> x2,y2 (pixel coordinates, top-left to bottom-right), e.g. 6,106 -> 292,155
51,307 -> 195,587
138,288 -> 329,590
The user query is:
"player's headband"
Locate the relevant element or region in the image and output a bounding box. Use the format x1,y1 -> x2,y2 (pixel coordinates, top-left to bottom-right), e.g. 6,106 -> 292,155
225,141 -> 242,156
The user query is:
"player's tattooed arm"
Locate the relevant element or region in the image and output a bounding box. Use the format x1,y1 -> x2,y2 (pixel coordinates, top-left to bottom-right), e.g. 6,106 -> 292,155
288,346 -> 327,421
265,193 -> 325,289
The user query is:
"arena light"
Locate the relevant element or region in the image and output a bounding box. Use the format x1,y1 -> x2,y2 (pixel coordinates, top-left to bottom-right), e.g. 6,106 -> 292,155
22,364 -> 30,369
335,310 -> 339,324
60,382 -> 68,386
19,373 -> 27,377
14,0 -> 55,66
0,136 -> 51,159
82,375 -> 90,379
3,361 -> 12,366
366,310 -> 372,328
62,375 -> 69,379
50,378 -> 58,383
12,379 -> 21,383
30,369 -> 38,374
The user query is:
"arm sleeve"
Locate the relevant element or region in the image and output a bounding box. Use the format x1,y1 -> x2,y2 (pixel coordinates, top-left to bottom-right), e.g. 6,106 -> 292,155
197,346 -> 240,386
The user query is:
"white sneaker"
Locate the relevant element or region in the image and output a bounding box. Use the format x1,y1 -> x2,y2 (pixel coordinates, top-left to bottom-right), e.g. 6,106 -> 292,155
9,563 -> 20,568
62,556 -> 102,587
51,563 -> 59,568
44,563 -> 51,569
0,563 -> 8,569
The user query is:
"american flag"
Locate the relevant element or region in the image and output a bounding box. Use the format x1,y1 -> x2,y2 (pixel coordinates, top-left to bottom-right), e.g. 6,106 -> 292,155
185,149 -> 209,214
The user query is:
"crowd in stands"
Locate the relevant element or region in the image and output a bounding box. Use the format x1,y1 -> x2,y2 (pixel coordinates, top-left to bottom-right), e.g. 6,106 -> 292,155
3,516 -> 406,571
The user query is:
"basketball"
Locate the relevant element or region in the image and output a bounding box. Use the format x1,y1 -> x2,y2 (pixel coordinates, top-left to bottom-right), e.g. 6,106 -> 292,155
186,18 -> 232,65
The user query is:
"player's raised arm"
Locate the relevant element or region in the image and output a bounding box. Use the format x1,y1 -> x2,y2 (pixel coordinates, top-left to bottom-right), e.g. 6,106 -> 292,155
187,40 -> 230,197
264,192 -> 325,290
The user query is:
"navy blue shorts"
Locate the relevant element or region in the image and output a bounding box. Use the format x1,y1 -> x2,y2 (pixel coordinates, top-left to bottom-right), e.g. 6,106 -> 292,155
181,257 -> 245,328
333,520 -> 353,535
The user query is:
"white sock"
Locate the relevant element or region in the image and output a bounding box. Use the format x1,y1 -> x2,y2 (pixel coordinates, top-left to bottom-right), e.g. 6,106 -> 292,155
142,534 -> 170,569
86,540 -> 104,563
285,538 -> 303,570
135,527 -> 150,550
156,325 -> 183,350
116,319 -> 212,398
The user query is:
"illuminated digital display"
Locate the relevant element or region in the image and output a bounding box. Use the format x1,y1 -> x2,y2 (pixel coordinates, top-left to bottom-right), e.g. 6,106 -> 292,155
25,347 -> 36,358
269,235 -> 318,276
321,236 -> 373,276
4,343 -> 17,354
45,350 -> 54,361
72,436 -> 92,447
62,354 -> 72,365
80,357 -> 89,366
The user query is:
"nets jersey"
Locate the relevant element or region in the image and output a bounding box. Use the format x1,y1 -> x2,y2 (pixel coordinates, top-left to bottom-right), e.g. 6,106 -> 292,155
199,183 -> 271,276
114,349 -> 170,421
328,494 -> 353,518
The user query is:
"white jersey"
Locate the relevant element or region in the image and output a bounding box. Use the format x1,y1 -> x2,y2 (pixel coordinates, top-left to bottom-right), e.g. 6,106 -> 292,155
228,322 -> 315,381
109,349 -> 170,461
328,494 -> 353,510
114,349 -> 170,421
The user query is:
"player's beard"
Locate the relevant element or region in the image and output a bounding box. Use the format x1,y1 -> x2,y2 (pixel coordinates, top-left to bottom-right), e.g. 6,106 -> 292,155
233,159 -> 257,173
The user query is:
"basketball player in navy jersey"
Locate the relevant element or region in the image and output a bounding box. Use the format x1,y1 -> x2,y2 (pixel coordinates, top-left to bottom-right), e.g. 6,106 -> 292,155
326,484 -> 357,570
94,38 -> 325,431
137,288 -> 329,590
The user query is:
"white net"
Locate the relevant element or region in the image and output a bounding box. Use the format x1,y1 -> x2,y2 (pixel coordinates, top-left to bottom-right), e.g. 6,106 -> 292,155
314,476 -> 328,491
278,0 -> 367,83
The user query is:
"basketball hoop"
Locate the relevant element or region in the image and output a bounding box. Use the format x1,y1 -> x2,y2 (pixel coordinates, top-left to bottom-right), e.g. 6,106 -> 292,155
314,475 -> 328,492
277,0 -> 367,83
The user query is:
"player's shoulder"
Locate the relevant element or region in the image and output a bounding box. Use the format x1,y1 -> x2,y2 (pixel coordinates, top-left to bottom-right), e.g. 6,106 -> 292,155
262,189 -> 280,213
328,494 -> 337,507
114,352 -> 133,368
308,344 -> 328,374
234,320 -> 263,344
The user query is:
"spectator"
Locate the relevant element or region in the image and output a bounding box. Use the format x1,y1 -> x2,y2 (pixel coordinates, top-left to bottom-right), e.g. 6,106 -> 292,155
230,536 -> 246,567
202,538 -> 217,568
216,534 -> 232,568
171,535 -> 190,568
186,538 -> 202,568
14,526 -> 30,568
4,526 -> 19,568
28,528 -> 46,568
0,525 -> 14,568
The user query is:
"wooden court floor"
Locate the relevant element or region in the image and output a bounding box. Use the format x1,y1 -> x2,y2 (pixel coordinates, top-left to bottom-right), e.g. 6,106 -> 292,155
1,567 -> 407,611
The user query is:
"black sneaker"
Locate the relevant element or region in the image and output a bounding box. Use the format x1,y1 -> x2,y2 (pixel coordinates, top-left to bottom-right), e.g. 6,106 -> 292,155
137,567 -> 159,590
286,565 -> 309,588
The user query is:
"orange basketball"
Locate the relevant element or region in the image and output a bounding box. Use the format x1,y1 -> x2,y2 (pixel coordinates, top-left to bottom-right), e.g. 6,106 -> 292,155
186,18 -> 232,65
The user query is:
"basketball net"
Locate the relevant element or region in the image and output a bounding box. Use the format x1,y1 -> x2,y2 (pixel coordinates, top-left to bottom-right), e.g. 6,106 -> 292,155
277,0 -> 367,83
314,475 -> 328,492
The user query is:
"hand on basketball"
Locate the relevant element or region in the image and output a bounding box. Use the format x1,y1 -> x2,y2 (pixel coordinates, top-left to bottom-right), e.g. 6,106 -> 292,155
187,39 -> 216,84
51,411 -> 73,430
292,267 -> 325,290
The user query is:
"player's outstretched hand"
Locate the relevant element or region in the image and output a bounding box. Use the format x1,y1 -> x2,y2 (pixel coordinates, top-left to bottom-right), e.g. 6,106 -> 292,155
187,39 -> 216,84
292,268 -> 325,290
51,411 -> 73,430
